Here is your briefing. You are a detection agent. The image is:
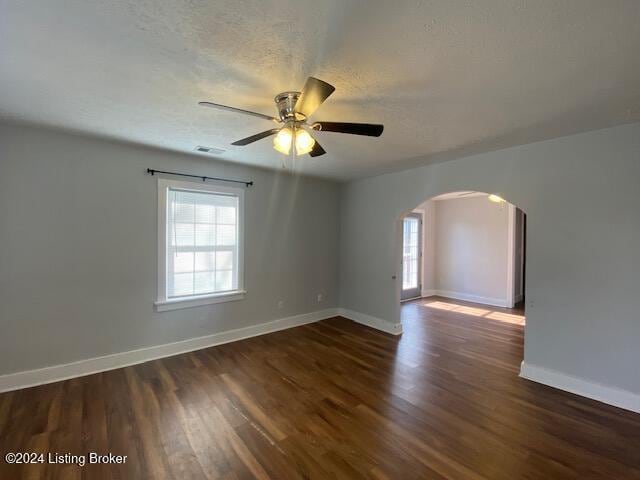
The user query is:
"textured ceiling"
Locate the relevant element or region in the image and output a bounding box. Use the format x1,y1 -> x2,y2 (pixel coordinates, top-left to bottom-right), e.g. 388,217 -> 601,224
1,1 -> 639,181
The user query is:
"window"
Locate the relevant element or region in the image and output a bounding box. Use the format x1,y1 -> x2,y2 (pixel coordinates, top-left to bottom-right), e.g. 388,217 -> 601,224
155,178 -> 245,311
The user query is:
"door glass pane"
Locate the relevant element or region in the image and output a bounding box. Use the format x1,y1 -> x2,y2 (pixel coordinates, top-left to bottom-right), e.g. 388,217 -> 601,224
403,217 -> 419,290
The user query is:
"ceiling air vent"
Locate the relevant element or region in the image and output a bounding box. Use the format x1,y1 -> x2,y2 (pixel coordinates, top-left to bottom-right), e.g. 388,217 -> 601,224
194,145 -> 225,155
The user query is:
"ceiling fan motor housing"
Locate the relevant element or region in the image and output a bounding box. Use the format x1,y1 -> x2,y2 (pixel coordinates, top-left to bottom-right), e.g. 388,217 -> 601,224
275,91 -> 303,122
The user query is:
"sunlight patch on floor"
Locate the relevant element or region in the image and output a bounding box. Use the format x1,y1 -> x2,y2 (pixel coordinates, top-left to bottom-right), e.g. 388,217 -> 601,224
423,301 -> 525,325
485,311 -> 526,325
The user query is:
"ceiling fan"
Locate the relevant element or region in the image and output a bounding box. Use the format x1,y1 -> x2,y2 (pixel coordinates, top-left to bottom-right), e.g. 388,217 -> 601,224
199,77 -> 383,157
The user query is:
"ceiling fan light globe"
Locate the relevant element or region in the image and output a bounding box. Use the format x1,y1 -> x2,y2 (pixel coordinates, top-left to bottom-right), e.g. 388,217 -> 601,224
295,129 -> 315,155
273,127 -> 293,155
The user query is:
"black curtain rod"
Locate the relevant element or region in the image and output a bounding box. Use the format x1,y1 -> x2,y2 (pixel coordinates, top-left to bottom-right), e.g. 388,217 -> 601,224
147,168 -> 253,187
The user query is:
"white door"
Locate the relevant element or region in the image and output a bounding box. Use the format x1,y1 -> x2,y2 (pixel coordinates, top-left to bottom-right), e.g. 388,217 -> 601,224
401,213 -> 422,300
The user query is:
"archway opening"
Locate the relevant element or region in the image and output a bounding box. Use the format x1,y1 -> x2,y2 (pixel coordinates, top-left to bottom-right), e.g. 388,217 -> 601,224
396,191 -> 527,363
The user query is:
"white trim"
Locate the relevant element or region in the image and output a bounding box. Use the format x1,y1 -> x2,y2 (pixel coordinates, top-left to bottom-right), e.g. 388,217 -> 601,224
433,289 -> 509,308
432,191 -> 487,201
506,203 -> 516,308
517,210 -> 525,300
421,288 -> 437,297
156,177 -> 246,307
155,290 -> 246,311
338,308 -> 403,335
413,207 -> 427,301
519,361 -> 640,414
0,308 -> 339,393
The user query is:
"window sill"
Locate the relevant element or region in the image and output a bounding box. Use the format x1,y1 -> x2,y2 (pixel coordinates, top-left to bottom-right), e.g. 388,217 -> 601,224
155,290 -> 246,312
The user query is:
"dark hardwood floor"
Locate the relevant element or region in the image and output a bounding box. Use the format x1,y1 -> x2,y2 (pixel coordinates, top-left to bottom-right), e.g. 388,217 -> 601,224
1,297 -> 639,479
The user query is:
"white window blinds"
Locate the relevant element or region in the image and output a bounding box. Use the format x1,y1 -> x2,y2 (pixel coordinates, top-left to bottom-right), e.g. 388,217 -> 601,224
166,188 -> 239,298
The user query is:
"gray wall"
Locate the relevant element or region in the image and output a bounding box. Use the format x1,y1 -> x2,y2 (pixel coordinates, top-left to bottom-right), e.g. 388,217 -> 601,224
339,123 -> 640,394
434,196 -> 511,304
0,122 -> 340,375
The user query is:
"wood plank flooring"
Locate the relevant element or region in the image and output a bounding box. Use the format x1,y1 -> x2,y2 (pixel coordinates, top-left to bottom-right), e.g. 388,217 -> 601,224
1,297 -> 639,479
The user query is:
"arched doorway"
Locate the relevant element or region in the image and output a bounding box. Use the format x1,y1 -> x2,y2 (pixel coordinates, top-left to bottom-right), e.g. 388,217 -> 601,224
396,191 -> 527,364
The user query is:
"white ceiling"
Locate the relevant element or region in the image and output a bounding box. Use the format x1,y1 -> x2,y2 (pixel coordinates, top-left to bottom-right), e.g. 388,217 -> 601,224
1,1 -> 639,181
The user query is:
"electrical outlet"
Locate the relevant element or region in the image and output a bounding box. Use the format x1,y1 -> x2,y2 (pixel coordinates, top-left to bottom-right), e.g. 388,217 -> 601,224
277,300 -> 284,309
317,293 -> 324,303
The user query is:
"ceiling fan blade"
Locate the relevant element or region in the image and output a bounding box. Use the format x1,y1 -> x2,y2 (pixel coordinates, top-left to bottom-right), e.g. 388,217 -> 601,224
231,129 -> 280,146
309,140 -> 326,157
294,77 -> 336,118
312,121 -> 384,137
199,101 -> 278,122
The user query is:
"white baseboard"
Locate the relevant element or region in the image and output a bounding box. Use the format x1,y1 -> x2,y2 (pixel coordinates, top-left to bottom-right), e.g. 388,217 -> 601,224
434,289 -> 509,308
0,308 -> 340,393
421,289 -> 437,297
519,361 -> 640,414
338,308 -> 403,335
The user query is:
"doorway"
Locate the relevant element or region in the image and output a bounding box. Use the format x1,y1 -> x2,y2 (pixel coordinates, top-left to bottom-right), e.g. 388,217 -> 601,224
401,212 -> 422,301
398,191 -> 528,367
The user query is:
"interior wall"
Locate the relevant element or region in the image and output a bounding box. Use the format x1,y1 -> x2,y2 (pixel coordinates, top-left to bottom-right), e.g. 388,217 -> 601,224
0,121 -> 340,376
339,122 -> 640,399
433,196 -> 511,306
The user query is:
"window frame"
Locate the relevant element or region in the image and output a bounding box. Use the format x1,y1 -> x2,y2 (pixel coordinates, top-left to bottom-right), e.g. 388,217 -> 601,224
155,177 -> 246,311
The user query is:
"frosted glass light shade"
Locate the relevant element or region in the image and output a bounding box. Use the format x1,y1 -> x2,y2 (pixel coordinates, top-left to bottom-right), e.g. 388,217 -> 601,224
273,127 -> 293,154
295,128 -> 315,155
